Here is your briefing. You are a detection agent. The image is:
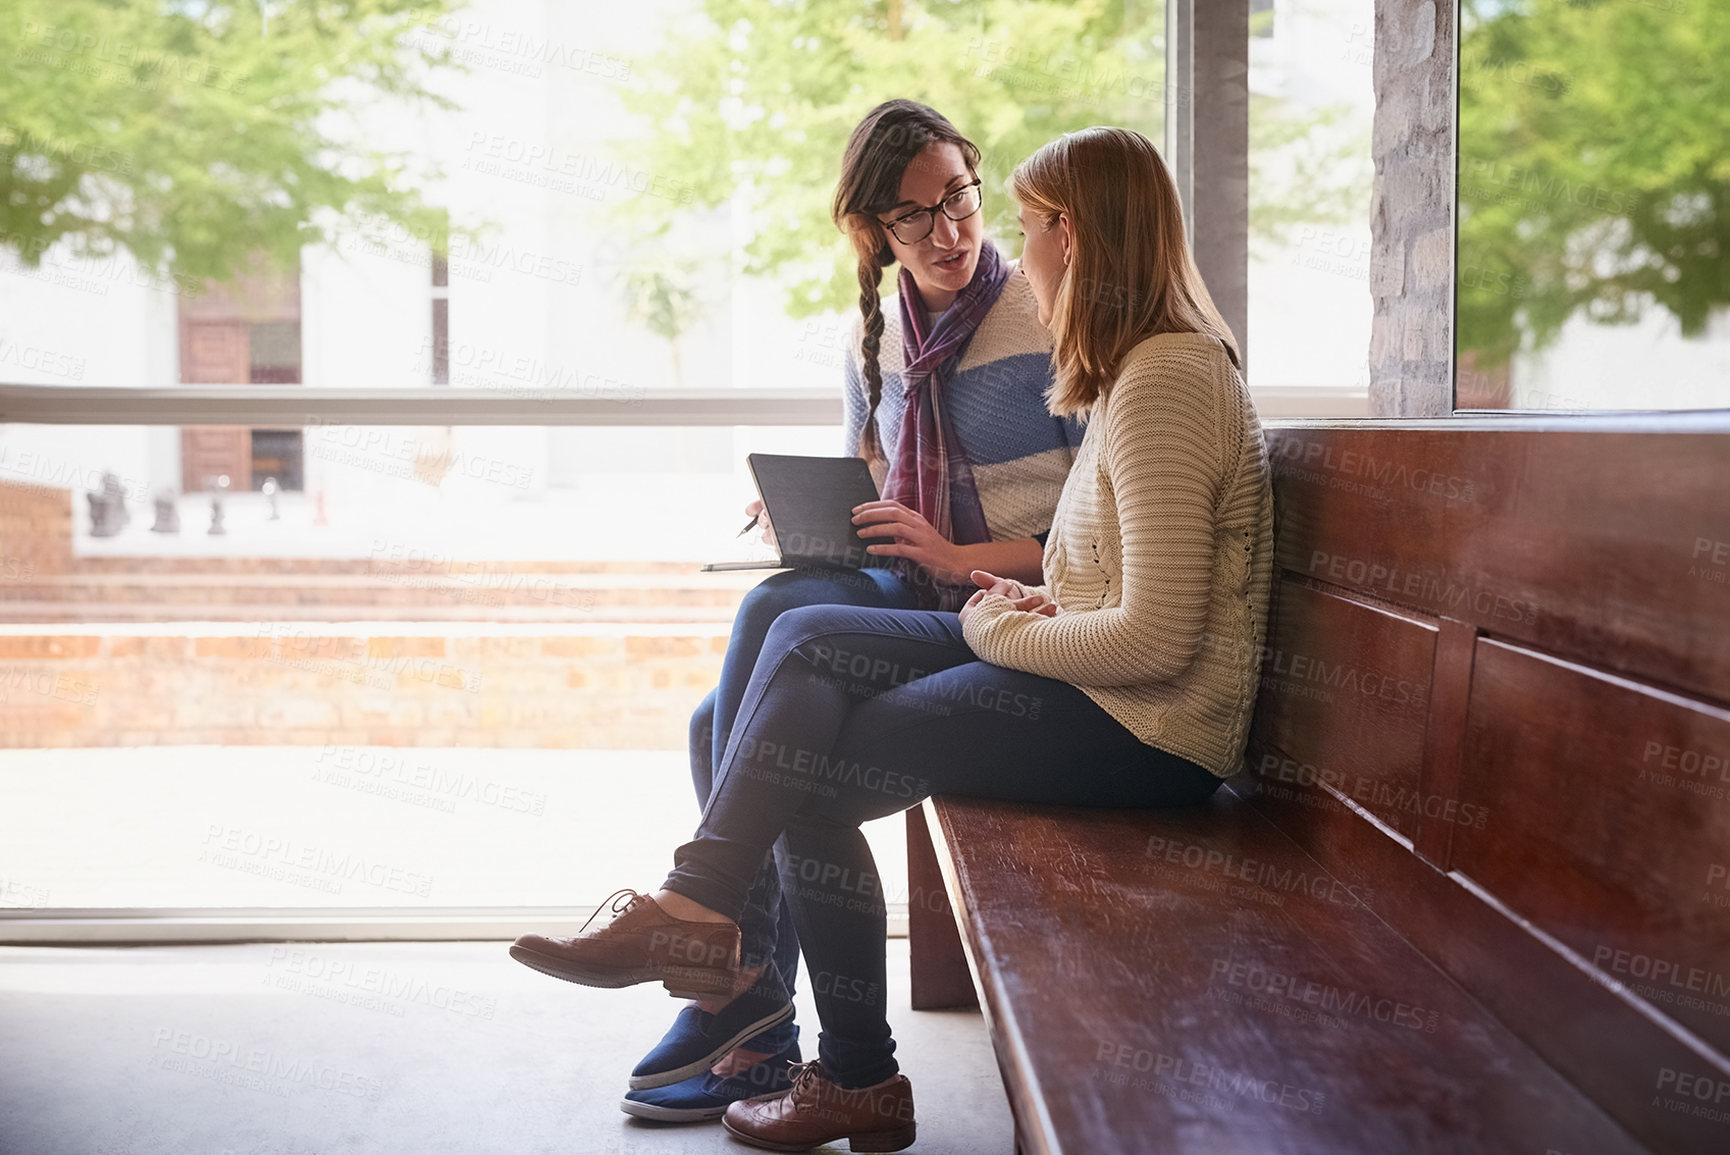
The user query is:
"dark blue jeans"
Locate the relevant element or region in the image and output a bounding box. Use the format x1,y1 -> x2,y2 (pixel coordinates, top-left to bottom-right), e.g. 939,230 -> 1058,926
665,604 -> 1221,1088
688,566 -> 918,1051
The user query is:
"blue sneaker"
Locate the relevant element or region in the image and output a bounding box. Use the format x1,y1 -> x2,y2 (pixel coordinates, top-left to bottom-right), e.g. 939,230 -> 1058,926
621,1044 -> 801,1123
629,971 -> 794,1090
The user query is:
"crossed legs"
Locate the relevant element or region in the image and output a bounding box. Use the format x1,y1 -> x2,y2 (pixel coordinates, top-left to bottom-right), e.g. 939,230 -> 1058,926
664,603 -> 1222,1085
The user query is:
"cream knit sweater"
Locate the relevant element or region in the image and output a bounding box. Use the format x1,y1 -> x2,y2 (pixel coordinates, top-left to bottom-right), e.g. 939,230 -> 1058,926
961,332 -> 1275,778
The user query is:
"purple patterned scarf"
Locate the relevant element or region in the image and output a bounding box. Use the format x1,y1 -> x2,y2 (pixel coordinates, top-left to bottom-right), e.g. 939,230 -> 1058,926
883,238 -> 1012,610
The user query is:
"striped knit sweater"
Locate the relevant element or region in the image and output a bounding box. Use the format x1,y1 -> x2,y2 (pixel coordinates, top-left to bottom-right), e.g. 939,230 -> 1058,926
842,264 -> 1084,543
961,332 -> 1276,778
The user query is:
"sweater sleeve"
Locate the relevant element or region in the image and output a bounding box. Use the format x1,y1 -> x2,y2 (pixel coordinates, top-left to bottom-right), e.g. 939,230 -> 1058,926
962,347 -> 1225,686
841,317 -> 868,457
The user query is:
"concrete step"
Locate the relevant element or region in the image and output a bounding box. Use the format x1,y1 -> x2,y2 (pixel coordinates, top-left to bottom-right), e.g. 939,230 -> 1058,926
67,557 -> 719,575
0,601 -> 739,623
0,567 -> 762,621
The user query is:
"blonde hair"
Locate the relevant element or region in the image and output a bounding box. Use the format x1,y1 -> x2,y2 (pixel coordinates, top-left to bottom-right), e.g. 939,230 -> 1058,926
1011,127 -> 1239,416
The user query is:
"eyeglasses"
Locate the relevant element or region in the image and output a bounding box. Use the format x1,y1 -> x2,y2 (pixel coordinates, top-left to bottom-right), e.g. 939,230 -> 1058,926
878,179 -> 983,245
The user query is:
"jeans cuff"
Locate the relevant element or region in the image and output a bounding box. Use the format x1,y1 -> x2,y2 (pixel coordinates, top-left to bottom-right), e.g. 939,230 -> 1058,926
660,872 -> 745,924
824,1056 -> 900,1090
745,1020 -> 799,1055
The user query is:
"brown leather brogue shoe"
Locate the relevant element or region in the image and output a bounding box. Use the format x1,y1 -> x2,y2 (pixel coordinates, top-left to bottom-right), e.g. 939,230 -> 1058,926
509,889 -> 739,999
722,1060 -> 916,1152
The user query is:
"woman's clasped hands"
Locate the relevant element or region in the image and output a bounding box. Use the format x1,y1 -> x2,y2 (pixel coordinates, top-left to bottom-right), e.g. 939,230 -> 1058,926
958,568 -> 1058,626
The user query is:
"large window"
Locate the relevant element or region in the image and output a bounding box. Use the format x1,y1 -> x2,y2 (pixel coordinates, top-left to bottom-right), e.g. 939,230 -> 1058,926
1457,0 -> 1730,411
0,419 -> 929,922
1246,0 -> 1375,404
2,0 -> 1178,399
1,1 -> 1371,936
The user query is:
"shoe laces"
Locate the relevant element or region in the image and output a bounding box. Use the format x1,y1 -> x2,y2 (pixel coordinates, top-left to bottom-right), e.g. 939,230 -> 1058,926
785,1059 -> 827,1102
576,888 -> 647,935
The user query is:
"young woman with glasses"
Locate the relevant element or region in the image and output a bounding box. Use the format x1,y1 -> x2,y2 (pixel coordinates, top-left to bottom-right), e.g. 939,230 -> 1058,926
510,124 -> 1274,1152
549,100 -> 1082,1126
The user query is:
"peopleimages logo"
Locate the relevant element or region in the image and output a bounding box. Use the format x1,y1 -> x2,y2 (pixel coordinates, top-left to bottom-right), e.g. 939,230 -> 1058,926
307,422 -> 535,491
462,132 -> 694,204
732,736 -> 928,800
0,126 -> 133,177
1593,945 -> 1730,1021
265,948 -> 497,1020
150,1029 -> 383,1101
0,337 -> 87,381
0,446 -> 144,500
1641,740 -> 1729,783
1460,158 -> 1640,217
1653,1066 -> 1730,1128
1209,959 -> 1441,1033
16,22 -> 248,93
0,667 -> 99,708
1145,831 -> 1374,907
200,826 -> 434,899
1093,1040 -> 1326,1115
1260,646 -> 1428,707
1271,438 -> 1478,503
1306,550 -> 1539,626
1657,1067 -> 1730,1105
411,338 -> 643,404
313,746 -> 548,816
402,16 -> 632,81
339,217 -> 584,288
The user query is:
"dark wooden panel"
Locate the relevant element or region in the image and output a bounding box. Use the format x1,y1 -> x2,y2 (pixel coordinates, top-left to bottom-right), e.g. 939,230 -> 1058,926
1244,734 -> 1726,1154
1452,639 -> 1730,1059
906,807 -> 977,1011
1265,425 -> 1730,706
1251,579 -> 1437,838
925,793 -> 1644,1155
1412,617 -> 1479,869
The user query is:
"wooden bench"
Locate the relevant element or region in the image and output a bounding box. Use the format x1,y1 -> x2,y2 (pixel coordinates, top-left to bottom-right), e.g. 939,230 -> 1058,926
907,415 -> 1730,1154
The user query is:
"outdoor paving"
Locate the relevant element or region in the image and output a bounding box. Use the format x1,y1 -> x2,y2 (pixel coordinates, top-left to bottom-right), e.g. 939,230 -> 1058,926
0,747 -> 909,911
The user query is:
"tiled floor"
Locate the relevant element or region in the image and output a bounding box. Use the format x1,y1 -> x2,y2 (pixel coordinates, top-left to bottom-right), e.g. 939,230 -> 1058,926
0,939 -> 1011,1155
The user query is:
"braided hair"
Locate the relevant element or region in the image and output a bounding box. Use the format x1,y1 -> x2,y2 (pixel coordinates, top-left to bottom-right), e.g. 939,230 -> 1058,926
830,100 -> 983,463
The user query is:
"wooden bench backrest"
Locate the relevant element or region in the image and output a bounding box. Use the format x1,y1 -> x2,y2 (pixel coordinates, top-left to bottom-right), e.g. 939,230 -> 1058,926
1250,415 -> 1730,1152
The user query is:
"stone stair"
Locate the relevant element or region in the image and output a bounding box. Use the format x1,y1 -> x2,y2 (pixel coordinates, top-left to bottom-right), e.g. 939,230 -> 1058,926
0,481 -> 757,748
0,560 -> 756,623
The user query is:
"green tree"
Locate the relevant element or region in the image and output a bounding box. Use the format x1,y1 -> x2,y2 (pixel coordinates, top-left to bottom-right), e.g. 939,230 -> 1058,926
0,0 -> 461,284
1458,0 -> 1730,366
615,0 -> 1173,317
618,259 -> 705,386
617,0 -> 1363,318
1244,4 -> 1370,258
1247,98 -> 1370,258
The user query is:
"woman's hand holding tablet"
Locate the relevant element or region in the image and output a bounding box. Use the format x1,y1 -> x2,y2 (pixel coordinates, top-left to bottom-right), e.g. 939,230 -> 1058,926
850,499 -> 966,585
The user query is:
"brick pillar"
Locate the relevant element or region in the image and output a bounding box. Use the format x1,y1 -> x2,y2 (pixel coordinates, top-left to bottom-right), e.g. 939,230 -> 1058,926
1369,0 -> 1456,417
0,481 -> 73,578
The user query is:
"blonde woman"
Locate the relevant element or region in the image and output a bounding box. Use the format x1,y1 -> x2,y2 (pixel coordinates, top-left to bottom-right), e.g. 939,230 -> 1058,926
513,126 -> 1274,1153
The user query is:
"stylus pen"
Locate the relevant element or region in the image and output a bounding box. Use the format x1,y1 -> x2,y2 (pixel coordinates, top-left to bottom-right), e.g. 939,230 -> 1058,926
736,513 -> 761,537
